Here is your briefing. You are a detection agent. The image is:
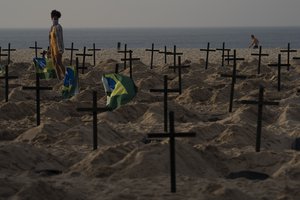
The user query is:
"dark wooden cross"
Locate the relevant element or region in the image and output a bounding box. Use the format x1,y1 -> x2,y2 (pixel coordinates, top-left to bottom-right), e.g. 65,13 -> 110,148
222,50 -> 246,112
268,54 -> 290,91
280,43 -> 297,71
145,43 -> 160,69
121,50 -> 140,79
2,43 -> 16,65
169,45 -> 183,73
65,42 -> 79,66
169,56 -> 190,95
76,47 -> 93,74
29,41 -> 43,58
159,46 -> 172,64
115,63 -> 119,74
0,47 -> 7,64
88,43 -> 101,67
22,72 -> 52,126
0,65 -> 18,102
118,44 -> 130,69
150,75 -> 179,132
76,91 -> 108,150
216,42 -> 231,67
148,111 -> 196,193
237,85 -> 279,152
251,46 -> 269,74
200,42 -> 216,69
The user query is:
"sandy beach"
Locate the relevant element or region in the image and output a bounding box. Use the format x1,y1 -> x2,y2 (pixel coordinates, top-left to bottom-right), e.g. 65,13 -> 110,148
1,47 -> 300,200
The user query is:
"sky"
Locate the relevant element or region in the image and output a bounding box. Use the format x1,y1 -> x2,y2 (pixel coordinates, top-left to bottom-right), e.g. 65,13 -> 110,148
0,0 -> 300,28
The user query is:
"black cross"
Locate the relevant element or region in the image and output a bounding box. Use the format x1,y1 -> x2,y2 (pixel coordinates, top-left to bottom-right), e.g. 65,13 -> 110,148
148,111 -> 196,193
76,91 -> 108,150
145,43 -> 160,69
237,85 -> 279,152
76,47 -> 93,74
280,43 -> 297,71
251,46 -> 269,74
117,42 -> 121,50
0,47 -> 8,64
118,44 -> 130,69
88,43 -> 101,67
75,57 -> 81,89
150,75 -> 179,132
159,46 -> 172,64
29,41 -> 43,58
268,54 -> 290,91
65,42 -> 79,66
115,63 -> 119,74
0,65 -> 18,102
169,45 -> 184,73
169,56 -> 190,95
222,50 -> 247,112
216,42 -> 231,67
2,43 -> 16,65
121,50 -> 140,79
22,72 -> 52,126
200,42 -> 216,70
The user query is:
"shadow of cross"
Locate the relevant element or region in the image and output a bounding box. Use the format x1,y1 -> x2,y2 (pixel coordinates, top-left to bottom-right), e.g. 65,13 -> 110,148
221,49 -> 247,112
145,43 -> 160,69
0,65 -> 18,102
76,91 -> 109,150
236,85 -> 279,152
76,47 -> 93,74
216,42 -> 231,67
22,73 -> 52,126
121,50 -> 140,79
65,42 -> 79,66
150,75 -> 179,132
200,42 -> 216,69
147,111 -> 196,193
88,43 -> 101,67
29,41 -> 43,58
251,46 -> 269,74
280,43 -> 297,71
169,56 -> 190,95
3,43 -> 16,65
268,54 -> 290,92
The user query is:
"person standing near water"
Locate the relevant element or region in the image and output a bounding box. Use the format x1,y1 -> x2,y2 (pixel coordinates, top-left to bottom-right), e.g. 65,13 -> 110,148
249,34 -> 259,49
49,10 -> 65,80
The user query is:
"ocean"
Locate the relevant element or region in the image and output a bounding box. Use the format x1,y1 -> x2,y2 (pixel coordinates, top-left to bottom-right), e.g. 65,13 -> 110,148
0,27 -> 300,49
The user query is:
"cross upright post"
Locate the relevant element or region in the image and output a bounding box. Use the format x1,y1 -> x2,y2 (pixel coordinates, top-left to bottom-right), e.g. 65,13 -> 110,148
169,56 -> 190,94
76,91 -> 108,150
268,54 -> 289,91
0,65 -> 18,102
76,47 -> 93,74
88,43 -> 101,67
121,50 -> 140,79
147,111 -> 196,193
251,46 -> 269,74
237,85 -> 279,152
150,75 -> 179,132
216,42 -> 231,67
159,46 -> 172,64
29,41 -> 43,58
118,44 -> 130,69
200,42 -> 216,69
222,50 -> 247,112
145,43 -> 160,69
280,43 -> 297,71
3,43 -> 16,65
65,42 -> 79,66
22,72 -> 52,126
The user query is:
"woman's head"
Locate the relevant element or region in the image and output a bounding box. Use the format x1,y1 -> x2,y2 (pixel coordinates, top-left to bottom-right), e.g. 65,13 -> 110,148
51,10 -> 61,20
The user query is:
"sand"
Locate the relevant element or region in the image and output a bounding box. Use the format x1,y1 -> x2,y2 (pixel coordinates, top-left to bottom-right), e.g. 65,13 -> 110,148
1,47 -> 300,200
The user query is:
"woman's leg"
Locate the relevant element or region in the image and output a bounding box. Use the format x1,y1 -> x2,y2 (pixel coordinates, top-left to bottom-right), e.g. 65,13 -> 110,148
56,54 -> 65,77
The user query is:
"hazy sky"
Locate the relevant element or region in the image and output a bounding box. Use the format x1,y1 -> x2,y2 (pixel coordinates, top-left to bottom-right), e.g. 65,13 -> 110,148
0,0 -> 300,28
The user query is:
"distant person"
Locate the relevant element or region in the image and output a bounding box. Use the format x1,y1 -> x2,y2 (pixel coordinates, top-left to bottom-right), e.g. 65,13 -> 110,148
49,10 -> 65,80
249,34 -> 259,49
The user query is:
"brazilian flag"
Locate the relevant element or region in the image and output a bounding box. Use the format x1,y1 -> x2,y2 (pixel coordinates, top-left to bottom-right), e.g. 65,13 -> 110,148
62,66 -> 78,99
102,73 -> 137,110
34,57 -> 57,79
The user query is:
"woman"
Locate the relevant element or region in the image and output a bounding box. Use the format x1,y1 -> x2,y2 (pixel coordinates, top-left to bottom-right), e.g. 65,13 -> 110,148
49,10 -> 65,80
249,34 -> 259,49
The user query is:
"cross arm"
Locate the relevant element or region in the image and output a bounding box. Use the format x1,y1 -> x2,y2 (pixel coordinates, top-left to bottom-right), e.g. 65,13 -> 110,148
22,86 -> 52,90
121,58 -> 140,61
0,75 -> 18,79
251,53 -> 269,56
65,48 -> 79,51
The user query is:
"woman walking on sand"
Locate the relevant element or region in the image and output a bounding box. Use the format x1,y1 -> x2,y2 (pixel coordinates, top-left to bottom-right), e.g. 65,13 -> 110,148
49,10 -> 65,80
249,34 -> 259,49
